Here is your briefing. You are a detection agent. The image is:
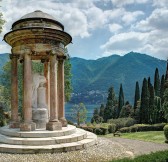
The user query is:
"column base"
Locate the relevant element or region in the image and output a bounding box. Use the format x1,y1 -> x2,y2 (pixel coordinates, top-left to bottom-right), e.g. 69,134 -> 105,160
46,120 -> 62,131
59,117 -> 67,127
20,122 -> 36,131
9,121 -> 20,128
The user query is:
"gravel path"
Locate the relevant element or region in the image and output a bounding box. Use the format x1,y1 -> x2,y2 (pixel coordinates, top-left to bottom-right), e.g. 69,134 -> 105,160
0,138 -> 131,162
0,137 -> 168,162
108,137 -> 168,156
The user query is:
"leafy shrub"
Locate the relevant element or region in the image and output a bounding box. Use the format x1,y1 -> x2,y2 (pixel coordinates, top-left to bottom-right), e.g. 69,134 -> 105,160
108,124 -> 116,133
119,123 -> 167,133
94,128 -> 103,135
135,123 -> 166,132
153,123 -> 166,131
82,126 -> 94,133
108,118 -> 136,130
120,127 -> 130,133
100,127 -> 109,135
0,119 -> 6,127
163,125 -> 168,142
129,125 -> 138,132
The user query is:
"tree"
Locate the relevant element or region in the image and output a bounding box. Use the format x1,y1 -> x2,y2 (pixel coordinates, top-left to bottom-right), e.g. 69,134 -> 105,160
163,89 -> 168,122
119,101 -> 133,118
140,78 -> 149,123
160,74 -> 165,104
64,49 -> 73,102
154,68 -> 160,97
118,84 -> 124,118
71,103 -> 87,126
0,7 -> 5,33
148,77 -> 151,88
99,104 -> 105,118
148,85 -> 155,124
91,108 -> 103,124
134,81 -> 140,110
103,86 -> 117,122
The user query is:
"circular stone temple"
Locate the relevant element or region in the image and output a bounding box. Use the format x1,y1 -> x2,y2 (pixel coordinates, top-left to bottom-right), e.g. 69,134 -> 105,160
0,10 -> 97,153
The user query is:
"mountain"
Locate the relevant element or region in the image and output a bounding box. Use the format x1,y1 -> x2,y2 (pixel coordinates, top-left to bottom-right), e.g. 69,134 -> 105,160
70,52 -> 166,104
0,52 -> 166,104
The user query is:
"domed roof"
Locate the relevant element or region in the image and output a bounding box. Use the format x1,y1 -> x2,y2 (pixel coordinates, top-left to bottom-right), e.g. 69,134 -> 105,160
12,10 -> 64,30
20,10 -> 56,20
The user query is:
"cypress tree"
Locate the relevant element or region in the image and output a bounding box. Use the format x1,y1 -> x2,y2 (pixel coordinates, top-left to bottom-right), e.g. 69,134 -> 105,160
118,84 -> 124,118
140,78 -> 149,123
134,81 -> 140,110
154,68 -> 160,96
160,74 -> 165,104
149,85 -> 155,124
99,104 -> 105,118
148,77 -> 152,88
103,86 -> 116,122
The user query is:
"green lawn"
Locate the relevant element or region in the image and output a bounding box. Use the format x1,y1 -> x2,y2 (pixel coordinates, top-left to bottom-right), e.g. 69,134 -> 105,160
104,131 -> 166,143
110,150 -> 168,162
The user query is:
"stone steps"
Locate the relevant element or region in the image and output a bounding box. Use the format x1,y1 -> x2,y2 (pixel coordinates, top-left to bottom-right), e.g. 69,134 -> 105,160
0,128 -> 87,146
0,125 -> 97,154
0,132 -> 97,154
0,125 -> 76,138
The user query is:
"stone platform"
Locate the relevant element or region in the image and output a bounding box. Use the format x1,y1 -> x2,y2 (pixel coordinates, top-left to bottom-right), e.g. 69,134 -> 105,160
0,125 -> 97,154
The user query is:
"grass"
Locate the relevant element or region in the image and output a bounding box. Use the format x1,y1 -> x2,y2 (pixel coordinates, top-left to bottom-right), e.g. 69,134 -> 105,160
104,131 -> 166,143
110,150 -> 168,162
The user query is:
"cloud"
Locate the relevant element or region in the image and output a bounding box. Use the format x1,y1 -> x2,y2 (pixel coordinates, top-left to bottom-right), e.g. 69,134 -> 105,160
100,29 -> 168,59
109,23 -> 122,33
152,0 -> 168,8
136,8 -> 168,31
111,0 -> 149,7
101,32 -> 148,53
122,10 -> 144,25
1,0 -> 92,38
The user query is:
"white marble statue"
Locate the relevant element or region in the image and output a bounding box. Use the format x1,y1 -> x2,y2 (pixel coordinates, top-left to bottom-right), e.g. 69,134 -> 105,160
32,73 -> 46,108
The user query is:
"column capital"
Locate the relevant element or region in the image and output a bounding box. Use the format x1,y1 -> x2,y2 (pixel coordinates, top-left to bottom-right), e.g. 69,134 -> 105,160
57,55 -> 67,60
9,54 -> 20,59
41,57 -> 49,63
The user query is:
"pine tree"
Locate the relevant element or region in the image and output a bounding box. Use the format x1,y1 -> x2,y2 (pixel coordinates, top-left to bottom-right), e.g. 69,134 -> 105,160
160,74 -> 165,104
140,78 -> 149,123
103,86 -> 116,122
118,84 -> 124,118
134,81 -> 140,110
154,68 -> 160,97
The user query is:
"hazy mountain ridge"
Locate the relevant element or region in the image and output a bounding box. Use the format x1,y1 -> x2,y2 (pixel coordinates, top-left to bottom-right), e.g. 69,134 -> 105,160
70,52 -> 166,103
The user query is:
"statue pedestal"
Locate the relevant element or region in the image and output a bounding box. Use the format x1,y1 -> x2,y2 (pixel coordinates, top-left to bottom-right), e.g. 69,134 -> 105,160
32,108 -> 48,129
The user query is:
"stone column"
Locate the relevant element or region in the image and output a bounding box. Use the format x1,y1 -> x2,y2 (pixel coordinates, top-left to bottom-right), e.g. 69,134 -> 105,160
20,53 -> 36,131
46,54 -> 62,130
10,54 -> 20,128
57,56 -> 67,127
44,61 -> 49,107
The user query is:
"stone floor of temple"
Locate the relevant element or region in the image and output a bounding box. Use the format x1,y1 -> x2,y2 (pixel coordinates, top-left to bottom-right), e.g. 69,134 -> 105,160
0,125 -> 97,154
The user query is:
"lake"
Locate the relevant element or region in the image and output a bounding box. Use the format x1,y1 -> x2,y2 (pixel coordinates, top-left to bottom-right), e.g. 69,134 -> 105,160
65,103 -> 99,123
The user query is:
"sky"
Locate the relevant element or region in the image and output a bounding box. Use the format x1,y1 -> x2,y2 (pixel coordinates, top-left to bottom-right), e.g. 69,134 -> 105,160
0,0 -> 168,60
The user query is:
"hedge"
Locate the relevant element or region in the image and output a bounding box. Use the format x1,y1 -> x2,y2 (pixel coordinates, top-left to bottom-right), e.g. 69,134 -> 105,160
163,125 -> 168,143
119,123 -> 167,133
